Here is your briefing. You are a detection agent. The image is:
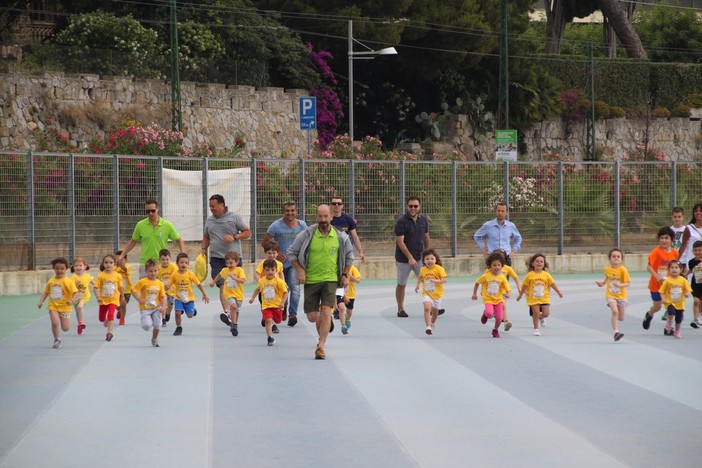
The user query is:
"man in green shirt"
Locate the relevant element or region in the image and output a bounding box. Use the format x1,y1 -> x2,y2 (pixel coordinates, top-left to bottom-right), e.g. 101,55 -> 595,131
117,200 -> 185,277
289,205 -> 354,360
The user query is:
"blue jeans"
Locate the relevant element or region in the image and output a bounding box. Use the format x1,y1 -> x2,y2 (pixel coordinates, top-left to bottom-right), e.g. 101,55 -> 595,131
284,265 -> 300,317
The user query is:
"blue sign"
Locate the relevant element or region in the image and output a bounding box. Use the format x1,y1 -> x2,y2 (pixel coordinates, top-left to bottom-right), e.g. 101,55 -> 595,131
299,97 -> 316,130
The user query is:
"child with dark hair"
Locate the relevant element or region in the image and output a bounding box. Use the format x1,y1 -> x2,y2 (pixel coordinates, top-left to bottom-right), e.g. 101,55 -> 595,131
167,253 -> 210,336
249,258 -> 288,346
596,248 -> 630,341
659,260 -> 691,338
687,240 -> 702,328
642,227 -> 678,331
415,248 -> 448,335
472,252 -> 510,338
38,258 -> 79,348
517,253 -> 563,336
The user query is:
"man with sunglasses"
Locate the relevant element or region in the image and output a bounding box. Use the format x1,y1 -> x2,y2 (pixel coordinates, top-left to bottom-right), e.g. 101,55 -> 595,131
330,197 -> 365,263
394,196 -> 430,318
117,200 -> 185,278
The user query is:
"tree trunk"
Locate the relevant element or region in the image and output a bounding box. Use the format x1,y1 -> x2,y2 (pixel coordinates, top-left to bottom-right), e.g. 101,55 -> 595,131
544,0 -> 566,54
596,0 -> 646,59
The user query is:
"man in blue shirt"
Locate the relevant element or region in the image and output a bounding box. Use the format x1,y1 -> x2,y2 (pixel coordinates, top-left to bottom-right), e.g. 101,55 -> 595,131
473,202 -> 522,266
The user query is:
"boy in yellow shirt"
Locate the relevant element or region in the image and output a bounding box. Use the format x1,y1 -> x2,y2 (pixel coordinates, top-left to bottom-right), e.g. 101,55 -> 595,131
210,250 -> 247,336
158,248 -> 178,327
38,257 -> 79,349
132,259 -> 167,347
167,253 -> 210,336
249,259 -> 288,346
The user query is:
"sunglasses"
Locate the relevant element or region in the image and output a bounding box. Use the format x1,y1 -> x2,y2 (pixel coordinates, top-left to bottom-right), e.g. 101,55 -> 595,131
408,205 -> 420,208
145,209 -> 157,214
330,202 -> 343,205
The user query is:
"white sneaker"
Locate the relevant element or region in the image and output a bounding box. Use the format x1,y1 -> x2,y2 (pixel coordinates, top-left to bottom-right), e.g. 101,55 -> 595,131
504,321 -> 513,332
533,329 -> 541,336
151,338 -> 159,347
539,318 -> 546,327
52,339 -> 62,349
425,326 -> 433,335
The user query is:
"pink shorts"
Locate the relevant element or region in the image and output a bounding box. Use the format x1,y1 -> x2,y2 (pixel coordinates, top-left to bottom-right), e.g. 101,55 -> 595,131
262,308 -> 283,324
99,304 -> 117,322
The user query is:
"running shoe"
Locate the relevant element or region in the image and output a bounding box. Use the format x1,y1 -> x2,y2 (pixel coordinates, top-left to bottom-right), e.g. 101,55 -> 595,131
267,336 -> 275,346
230,324 -> 239,337
540,317 -> 546,327
492,329 -> 500,338
504,321 -> 513,332
52,339 -> 62,349
674,330 -> 682,339
642,313 -> 653,330
425,326 -> 433,335
342,325 -> 349,335
173,326 -> 182,336
220,312 -> 231,326
314,346 -> 326,360
480,314 -> 488,324
397,310 -> 408,318
614,332 -> 624,341
533,329 -> 541,336
151,338 -> 159,347
288,315 -> 298,327
105,332 -> 113,341
77,321 -> 86,335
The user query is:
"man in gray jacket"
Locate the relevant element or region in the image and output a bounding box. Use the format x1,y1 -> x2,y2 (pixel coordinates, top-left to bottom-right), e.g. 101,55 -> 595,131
288,205 -> 354,360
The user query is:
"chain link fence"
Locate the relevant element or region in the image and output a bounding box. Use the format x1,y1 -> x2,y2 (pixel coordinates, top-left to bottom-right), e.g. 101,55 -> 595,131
1,151 -> 698,270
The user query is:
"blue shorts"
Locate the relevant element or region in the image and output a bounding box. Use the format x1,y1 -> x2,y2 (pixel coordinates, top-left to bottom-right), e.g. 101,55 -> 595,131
175,299 -> 196,317
335,297 -> 356,310
666,305 -> 684,324
210,257 -> 226,287
650,291 -> 662,302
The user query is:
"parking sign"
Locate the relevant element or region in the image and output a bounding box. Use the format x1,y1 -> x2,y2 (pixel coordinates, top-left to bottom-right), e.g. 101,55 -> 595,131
299,97 -> 316,130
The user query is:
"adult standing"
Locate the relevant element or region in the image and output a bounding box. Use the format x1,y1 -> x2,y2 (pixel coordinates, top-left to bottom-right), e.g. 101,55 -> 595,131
200,194 -> 251,323
678,203 -> 702,268
262,201 -> 307,326
118,199 -> 185,277
288,205 -> 354,360
473,202 -> 522,267
330,196 -> 365,262
394,196 -> 430,318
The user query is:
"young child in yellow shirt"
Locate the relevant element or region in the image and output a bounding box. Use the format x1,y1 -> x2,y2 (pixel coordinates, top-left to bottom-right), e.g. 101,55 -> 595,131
38,257 -> 79,349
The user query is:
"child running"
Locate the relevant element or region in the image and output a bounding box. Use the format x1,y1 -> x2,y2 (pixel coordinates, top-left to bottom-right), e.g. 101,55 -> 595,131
249,258 -> 288,346
210,250 -> 247,337
659,260 -> 691,338
483,249 -> 520,332
414,248 -> 448,335
131,259 -> 167,347
114,250 -> 133,326
517,253 -> 563,336
642,227 -> 678,330
472,251 -> 511,338
687,240 -> 702,329
338,264 -> 361,335
167,253 -> 209,336
595,248 -> 630,341
70,257 -> 93,335
158,249 -> 177,327
38,258 -> 79,348
93,253 -> 123,341
253,240 -> 284,334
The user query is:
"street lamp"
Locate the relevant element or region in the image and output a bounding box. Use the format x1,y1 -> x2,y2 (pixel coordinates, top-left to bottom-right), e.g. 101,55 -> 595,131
348,20 -> 397,150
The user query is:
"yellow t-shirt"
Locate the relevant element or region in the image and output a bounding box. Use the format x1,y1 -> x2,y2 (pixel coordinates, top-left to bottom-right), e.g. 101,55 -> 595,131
521,271 -> 555,306
476,271 -> 510,305
44,276 -> 79,313
218,266 -> 246,301
659,276 -> 691,310
158,262 -> 178,297
256,276 -> 288,310
345,265 -> 361,300
94,271 -> 122,306
115,265 -> 133,294
603,265 -> 630,301
255,259 -> 284,277
168,270 -> 200,303
418,264 -> 448,300
71,273 -> 93,303
132,278 -> 166,310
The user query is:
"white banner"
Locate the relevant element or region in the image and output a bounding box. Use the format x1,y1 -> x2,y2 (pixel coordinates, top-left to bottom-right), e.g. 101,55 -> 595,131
161,167 -> 251,241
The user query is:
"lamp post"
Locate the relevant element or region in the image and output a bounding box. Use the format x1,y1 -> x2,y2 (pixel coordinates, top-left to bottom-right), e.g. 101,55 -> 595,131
348,20 -> 397,151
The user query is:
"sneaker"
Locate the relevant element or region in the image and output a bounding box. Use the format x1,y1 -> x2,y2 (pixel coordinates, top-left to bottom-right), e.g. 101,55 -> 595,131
642,313 -> 653,330
342,325 -> 349,335
397,309 -> 408,318
315,346 -> 326,360
504,321 -> 513,332
116,311 -> 122,319
261,319 -> 266,327
425,326 -> 433,335
345,319 -> 351,329
219,312 -> 232,326
438,308 -> 445,316
162,318 -> 167,327
267,336 -> 275,346
539,318 -> 546,328
480,314 -> 488,324
173,326 -> 182,336
288,315 -> 298,327
52,339 -> 62,349
333,309 -> 339,320
77,321 -> 86,335
119,317 -> 125,326
674,330 -> 682,339
105,332 -> 113,341
230,324 -> 239,337
614,332 -> 624,341
663,328 -> 673,336
661,314 -> 667,321
193,309 -> 198,317
492,329 -> 500,338
533,329 -> 540,336
329,320 -> 334,333
691,321 -> 700,329
151,338 -> 159,347
272,324 -> 279,334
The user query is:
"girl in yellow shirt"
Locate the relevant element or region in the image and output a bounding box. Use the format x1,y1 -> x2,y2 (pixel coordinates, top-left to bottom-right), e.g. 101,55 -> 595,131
595,248 -> 630,342
659,260 -> 692,339
93,254 -> 123,342
517,253 -> 563,336
70,257 -> 93,335
38,258 -> 79,349
472,252 -> 511,338
415,249 -> 448,335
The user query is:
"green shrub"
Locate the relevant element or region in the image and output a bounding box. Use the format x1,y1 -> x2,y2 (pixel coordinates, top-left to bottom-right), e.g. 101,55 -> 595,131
609,106 -> 626,118
594,101 -> 610,119
686,93 -> 702,108
671,104 -> 691,118
652,107 -> 671,119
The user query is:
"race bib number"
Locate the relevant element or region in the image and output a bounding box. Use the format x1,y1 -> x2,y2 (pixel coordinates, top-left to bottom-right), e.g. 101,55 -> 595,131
102,282 -> 116,297
670,286 -> 682,301
657,265 -> 668,277
146,293 -> 158,307
424,279 -> 436,293
226,277 -> 237,288
608,283 -> 620,295
533,283 -> 545,299
50,284 -> 63,301
486,280 -> 499,296
263,284 -> 276,302
694,266 -> 702,283
178,290 -> 189,302
335,288 -> 345,296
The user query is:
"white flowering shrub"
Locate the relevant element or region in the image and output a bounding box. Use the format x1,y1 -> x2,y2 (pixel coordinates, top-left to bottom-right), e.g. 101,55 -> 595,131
483,176 -> 545,211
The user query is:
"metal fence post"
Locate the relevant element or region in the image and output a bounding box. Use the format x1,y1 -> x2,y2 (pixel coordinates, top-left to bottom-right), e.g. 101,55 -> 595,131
68,153 -> 76,262
558,161 -> 564,255
399,160 -> 406,213
27,151 -> 36,269
250,157 -> 258,264
349,159 -> 355,217
451,160 -> 458,257
157,156 -> 164,210
113,155 -> 120,252
614,161 -> 621,248
503,161 -> 510,208
299,159 -> 306,221
202,157 -> 209,231
671,161 -> 677,209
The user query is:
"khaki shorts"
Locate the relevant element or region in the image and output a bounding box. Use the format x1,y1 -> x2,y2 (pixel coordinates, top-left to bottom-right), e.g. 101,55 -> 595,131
303,281 -> 337,313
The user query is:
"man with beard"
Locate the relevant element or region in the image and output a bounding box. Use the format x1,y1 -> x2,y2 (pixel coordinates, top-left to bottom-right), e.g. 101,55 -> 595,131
288,205 -> 354,360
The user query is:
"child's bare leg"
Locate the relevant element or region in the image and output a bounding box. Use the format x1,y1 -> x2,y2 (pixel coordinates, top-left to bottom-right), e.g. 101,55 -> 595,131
431,307 -> 438,325
338,302 -> 347,325
265,317 -> 273,337
694,297 -> 701,323
423,302 -> 432,327
540,306 -> 551,320
75,301 -> 85,325
49,311 -> 60,340
60,314 -> 70,332
608,302 -> 620,331
175,310 -> 182,326
531,305 -> 540,329
230,304 -> 239,324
